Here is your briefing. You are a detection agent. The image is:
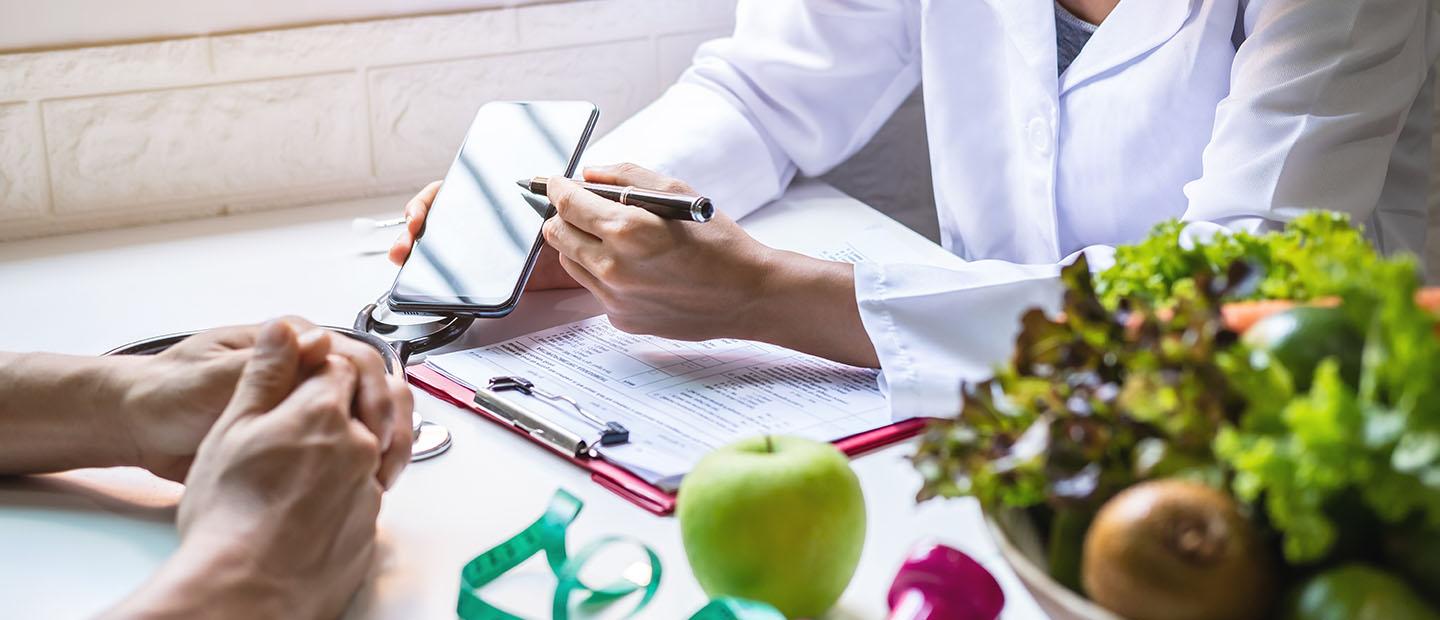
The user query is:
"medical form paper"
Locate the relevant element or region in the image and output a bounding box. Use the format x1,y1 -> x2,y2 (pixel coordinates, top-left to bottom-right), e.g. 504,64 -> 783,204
426,315 -> 895,491
424,213 -> 959,490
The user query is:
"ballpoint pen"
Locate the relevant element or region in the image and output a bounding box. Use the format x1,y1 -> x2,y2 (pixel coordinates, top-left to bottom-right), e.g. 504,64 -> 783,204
517,177 -> 714,223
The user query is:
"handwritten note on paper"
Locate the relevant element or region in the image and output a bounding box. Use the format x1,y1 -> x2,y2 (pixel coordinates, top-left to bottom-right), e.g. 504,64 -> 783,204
425,316 -> 892,490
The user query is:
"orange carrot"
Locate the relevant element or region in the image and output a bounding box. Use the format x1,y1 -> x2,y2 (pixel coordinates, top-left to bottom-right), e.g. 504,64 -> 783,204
1416,288 -> 1440,313
1222,289 -> 1440,334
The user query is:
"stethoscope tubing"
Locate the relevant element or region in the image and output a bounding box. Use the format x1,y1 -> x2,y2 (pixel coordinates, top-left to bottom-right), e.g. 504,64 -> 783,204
102,326 -> 404,374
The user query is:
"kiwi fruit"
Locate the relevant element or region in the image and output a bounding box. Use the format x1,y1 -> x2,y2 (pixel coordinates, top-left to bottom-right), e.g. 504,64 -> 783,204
1081,479 -> 1274,620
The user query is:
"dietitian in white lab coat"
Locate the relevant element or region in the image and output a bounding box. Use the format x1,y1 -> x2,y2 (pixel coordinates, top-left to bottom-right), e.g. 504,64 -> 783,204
580,0 -> 1440,416
398,0 -> 1440,419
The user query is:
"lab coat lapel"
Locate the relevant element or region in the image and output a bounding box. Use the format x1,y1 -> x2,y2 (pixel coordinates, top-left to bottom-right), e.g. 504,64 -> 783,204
982,0 -> 1060,94
1059,0 -> 1197,94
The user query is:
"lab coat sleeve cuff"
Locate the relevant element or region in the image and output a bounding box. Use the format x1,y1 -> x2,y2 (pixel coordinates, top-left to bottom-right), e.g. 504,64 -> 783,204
581,82 -> 795,221
853,261 -> 964,421
853,259 -> 1069,422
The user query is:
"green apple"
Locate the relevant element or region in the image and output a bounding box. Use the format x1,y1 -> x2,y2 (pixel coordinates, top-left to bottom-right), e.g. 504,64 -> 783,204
678,435 -> 866,618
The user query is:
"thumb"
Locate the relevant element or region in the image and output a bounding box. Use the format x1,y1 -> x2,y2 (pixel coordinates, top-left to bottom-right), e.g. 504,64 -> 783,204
227,320 -> 302,416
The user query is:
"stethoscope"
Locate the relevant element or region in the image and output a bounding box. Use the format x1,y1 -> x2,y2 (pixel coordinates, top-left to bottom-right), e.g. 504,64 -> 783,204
104,295 -> 475,461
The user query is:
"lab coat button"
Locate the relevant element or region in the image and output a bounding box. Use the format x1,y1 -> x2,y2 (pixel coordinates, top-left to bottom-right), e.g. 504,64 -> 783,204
1027,118 -> 1051,154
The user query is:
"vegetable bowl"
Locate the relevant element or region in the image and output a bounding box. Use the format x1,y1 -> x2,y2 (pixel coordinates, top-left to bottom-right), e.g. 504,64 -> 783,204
913,213 -> 1440,620
987,508 -> 1117,620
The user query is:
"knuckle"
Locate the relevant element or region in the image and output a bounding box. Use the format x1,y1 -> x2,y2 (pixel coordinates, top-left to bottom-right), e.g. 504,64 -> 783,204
604,216 -> 637,239
592,256 -> 620,280
350,426 -> 381,455
277,315 -> 313,331
615,162 -> 643,176
347,343 -> 384,372
551,187 -> 571,211
307,392 -> 345,416
550,179 -> 576,205
660,179 -> 692,193
329,354 -> 357,376
615,213 -> 663,241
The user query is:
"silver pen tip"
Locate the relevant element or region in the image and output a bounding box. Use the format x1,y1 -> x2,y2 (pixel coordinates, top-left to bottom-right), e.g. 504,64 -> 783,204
515,179 -> 531,191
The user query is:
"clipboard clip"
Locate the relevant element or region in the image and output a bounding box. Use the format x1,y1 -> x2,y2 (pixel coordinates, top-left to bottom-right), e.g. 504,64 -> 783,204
476,376 -> 629,458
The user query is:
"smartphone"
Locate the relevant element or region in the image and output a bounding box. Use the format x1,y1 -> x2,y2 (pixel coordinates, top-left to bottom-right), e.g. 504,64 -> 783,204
387,101 -> 599,317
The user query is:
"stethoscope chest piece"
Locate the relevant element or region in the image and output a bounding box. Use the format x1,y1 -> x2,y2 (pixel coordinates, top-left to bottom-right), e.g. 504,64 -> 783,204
411,421 -> 453,461
355,296 -> 474,370
355,295 -> 473,461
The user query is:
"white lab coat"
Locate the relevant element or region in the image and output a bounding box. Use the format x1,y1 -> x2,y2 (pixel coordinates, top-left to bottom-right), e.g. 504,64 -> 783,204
585,0 -> 1440,419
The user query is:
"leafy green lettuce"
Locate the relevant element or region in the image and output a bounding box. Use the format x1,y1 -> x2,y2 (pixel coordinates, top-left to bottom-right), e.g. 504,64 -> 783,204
913,256 -> 1239,511
918,210 -> 1440,566
1095,211 -> 1376,309
1216,255 -> 1440,563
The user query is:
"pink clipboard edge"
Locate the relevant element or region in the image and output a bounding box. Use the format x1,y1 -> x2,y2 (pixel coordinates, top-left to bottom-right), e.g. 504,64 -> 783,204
406,364 -> 931,516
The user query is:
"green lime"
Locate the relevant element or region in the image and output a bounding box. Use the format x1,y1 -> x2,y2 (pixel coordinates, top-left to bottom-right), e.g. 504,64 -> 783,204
1284,564 -> 1440,620
1241,306 -> 1363,390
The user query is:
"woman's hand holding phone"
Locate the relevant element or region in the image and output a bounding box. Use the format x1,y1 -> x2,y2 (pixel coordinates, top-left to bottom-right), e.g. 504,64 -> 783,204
393,164 -> 879,367
388,180 -> 581,292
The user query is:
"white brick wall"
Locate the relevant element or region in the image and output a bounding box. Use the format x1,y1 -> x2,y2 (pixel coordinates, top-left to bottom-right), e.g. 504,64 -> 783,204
0,0 -> 736,240
0,102 -> 48,220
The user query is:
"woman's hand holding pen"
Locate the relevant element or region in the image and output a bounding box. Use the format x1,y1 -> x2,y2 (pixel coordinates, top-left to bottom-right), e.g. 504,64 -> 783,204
390,163 -> 880,368
540,164 -> 773,342
543,164 -> 879,367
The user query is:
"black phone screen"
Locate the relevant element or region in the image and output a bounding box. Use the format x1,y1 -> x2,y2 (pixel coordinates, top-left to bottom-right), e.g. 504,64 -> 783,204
388,101 -> 597,312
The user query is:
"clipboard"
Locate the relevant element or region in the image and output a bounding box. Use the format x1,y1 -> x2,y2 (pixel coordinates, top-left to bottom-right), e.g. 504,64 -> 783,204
407,364 -> 932,515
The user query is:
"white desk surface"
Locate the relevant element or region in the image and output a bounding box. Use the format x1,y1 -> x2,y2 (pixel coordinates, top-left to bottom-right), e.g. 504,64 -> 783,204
0,181 -> 1046,619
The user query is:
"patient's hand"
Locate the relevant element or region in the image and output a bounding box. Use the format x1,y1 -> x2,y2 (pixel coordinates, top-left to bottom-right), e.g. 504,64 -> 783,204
118,317 -> 412,487
388,180 -> 582,291
109,321 -> 388,619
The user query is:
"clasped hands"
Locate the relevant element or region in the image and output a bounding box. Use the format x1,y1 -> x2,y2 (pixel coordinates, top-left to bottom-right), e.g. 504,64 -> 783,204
111,317 -> 411,487
98,318 -> 411,618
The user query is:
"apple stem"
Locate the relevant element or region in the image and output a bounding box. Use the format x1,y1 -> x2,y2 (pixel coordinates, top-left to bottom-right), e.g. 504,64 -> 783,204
765,435 -> 774,453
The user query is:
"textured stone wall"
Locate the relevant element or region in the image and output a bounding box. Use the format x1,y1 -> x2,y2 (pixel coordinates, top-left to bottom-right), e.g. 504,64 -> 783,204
0,0 -> 735,240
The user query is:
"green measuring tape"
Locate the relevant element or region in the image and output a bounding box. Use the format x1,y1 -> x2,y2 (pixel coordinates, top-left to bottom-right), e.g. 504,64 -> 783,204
457,489 -> 785,620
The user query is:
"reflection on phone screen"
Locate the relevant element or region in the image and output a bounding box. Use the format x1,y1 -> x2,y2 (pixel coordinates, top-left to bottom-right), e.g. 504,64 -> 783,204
391,101 -> 596,309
